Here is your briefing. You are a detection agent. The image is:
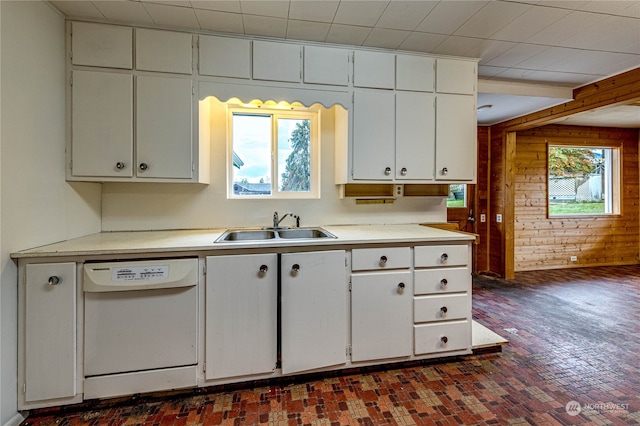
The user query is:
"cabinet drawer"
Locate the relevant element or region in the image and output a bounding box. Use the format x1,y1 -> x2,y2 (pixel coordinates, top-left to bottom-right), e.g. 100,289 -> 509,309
414,320 -> 470,355
414,294 -> 470,323
414,245 -> 469,268
352,247 -> 410,271
414,267 -> 470,295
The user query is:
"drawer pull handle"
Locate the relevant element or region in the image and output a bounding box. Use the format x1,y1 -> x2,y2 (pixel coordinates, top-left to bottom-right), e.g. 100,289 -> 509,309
440,278 -> 448,287
400,167 -> 407,176
440,253 -> 448,262
379,255 -> 388,265
48,276 -> 61,286
139,162 -> 149,171
397,282 -> 405,290
291,264 -> 300,272
441,336 -> 448,344
384,167 -> 391,176
115,161 -> 126,170
259,265 -> 268,273
441,167 -> 448,176
440,306 -> 448,315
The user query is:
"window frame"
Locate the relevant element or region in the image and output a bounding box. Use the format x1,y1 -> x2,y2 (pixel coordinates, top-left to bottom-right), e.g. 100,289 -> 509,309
547,142 -> 622,218
446,184 -> 467,208
226,104 -> 320,199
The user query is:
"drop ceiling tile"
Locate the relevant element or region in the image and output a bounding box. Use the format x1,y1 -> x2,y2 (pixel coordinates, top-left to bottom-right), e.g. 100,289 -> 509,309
548,50 -> 640,76
498,68 -> 597,85
93,1 -> 154,25
288,0 -> 339,23
577,0 -> 638,16
431,35 -> 485,57
195,9 -> 244,33
333,1 -> 388,27
466,40 -> 517,64
142,0 -> 193,6
415,1 -> 488,34
375,1 -> 438,31
240,0 -> 289,19
454,1 -> 532,39
491,5 -> 571,43
477,65 -> 510,78
559,16 -> 640,53
485,43 -> 549,67
191,0 -> 241,13
537,1 -> 589,10
286,19 -> 329,42
363,28 -> 410,49
517,46 -> 577,70
325,24 -> 371,46
525,10 -> 606,45
242,14 -> 287,37
49,1 -> 105,20
142,2 -> 200,28
398,31 -> 447,53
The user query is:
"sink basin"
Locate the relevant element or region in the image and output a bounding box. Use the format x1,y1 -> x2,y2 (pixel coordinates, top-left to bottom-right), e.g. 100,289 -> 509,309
215,227 -> 336,243
277,228 -> 336,239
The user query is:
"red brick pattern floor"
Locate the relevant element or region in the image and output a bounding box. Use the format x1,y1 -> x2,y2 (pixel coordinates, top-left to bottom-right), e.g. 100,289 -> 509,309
22,266 -> 640,425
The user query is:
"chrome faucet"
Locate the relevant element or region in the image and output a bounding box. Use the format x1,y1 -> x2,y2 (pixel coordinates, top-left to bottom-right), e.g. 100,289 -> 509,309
273,211 -> 296,229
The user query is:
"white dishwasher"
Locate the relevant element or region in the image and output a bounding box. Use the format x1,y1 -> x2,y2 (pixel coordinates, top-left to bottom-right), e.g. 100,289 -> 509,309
83,258 -> 198,399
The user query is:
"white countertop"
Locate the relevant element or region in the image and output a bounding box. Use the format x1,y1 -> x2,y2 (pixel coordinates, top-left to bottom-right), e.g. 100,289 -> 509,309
11,224 -> 475,259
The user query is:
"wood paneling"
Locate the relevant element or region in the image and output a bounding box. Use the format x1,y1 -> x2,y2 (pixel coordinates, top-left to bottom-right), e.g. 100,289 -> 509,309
514,125 -> 639,271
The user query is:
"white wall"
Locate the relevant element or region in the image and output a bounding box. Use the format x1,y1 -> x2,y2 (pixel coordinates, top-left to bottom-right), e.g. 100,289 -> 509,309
102,98 -> 446,230
0,2 -> 101,424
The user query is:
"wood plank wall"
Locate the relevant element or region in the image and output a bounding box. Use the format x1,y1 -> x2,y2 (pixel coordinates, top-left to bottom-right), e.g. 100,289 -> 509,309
514,125 -> 639,271
489,127 -> 506,274
475,127 -> 490,273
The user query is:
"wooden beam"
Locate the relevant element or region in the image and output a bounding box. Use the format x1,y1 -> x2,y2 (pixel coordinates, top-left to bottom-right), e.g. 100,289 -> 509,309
499,67 -> 640,131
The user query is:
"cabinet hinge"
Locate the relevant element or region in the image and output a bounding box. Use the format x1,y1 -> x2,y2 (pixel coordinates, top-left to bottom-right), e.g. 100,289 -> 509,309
23,383 -> 26,394
346,345 -> 352,356
69,75 -> 73,86
348,281 -> 352,292
203,264 -> 206,275
203,362 -> 206,372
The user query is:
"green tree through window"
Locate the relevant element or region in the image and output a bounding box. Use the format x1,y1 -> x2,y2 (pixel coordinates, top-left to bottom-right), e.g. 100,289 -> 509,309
280,120 -> 310,192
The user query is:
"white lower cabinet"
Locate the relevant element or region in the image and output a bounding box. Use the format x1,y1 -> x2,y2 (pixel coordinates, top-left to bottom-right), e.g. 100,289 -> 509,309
281,250 -> 348,374
205,254 -> 278,380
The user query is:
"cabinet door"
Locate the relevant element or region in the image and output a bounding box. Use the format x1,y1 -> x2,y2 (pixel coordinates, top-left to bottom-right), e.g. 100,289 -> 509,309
353,51 -> 395,89
435,94 -> 476,181
71,70 -> 133,178
24,263 -> 76,402
253,41 -> 301,83
396,92 -> 435,180
351,271 -> 412,362
199,36 -> 251,79
71,22 -> 132,69
136,75 -> 193,179
281,250 -> 347,374
396,55 -> 434,92
352,90 -> 395,180
206,255 -> 278,380
303,46 -> 349,86
436,59 -> 476,95
135,29 -> 192,74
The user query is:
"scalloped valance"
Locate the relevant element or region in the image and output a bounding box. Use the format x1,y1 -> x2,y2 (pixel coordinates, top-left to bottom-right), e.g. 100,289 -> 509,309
199,82 -> 351,110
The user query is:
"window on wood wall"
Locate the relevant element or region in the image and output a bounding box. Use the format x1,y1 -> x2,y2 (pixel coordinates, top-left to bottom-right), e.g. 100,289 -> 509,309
548,145 -> 620,216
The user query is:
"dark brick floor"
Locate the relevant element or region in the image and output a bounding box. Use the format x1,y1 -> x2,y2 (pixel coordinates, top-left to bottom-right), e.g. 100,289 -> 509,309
22,266 -> 640,425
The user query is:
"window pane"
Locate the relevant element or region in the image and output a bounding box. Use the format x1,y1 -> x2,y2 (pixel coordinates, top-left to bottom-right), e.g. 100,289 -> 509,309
548,146 -> 611,215
278,118 -> 311,192
232,114 -> 272,196
447,184 -> 466,207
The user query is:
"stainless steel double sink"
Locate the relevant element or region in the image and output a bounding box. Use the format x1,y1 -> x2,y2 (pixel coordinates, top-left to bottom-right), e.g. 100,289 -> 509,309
215,227 -> 336,243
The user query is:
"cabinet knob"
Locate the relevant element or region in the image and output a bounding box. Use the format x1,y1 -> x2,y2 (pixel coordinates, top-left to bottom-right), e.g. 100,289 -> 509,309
441,167 -> 448,176
379,255 -> 388,265
397,282 -> 405,290
139,162 -> 149,171
440,336 -> 448,344
259,265 -> 268,273
400,167 -> 407,176
384,167 -> 391,175
115,162 -> 126,170
291,264 -> 300,272
440,253 -> 448,263
440,306 -> 448,315
440,278 -> 448,287
48,276 -> 61,286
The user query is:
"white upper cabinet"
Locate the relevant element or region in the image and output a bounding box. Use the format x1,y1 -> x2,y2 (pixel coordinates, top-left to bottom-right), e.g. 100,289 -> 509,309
353,50 -> 395,89
71,22 -> 132,69
303,46 -> 349,86
396,92 -> 435,181
71,70 -> 133,178
199,36 -> 251,79
436,59 -> 476,95
136,75 -> 194,179
435,94 -> 477,181
253,41 -> 301,83
396,55 -> 434,92
135,29 -> 193,74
